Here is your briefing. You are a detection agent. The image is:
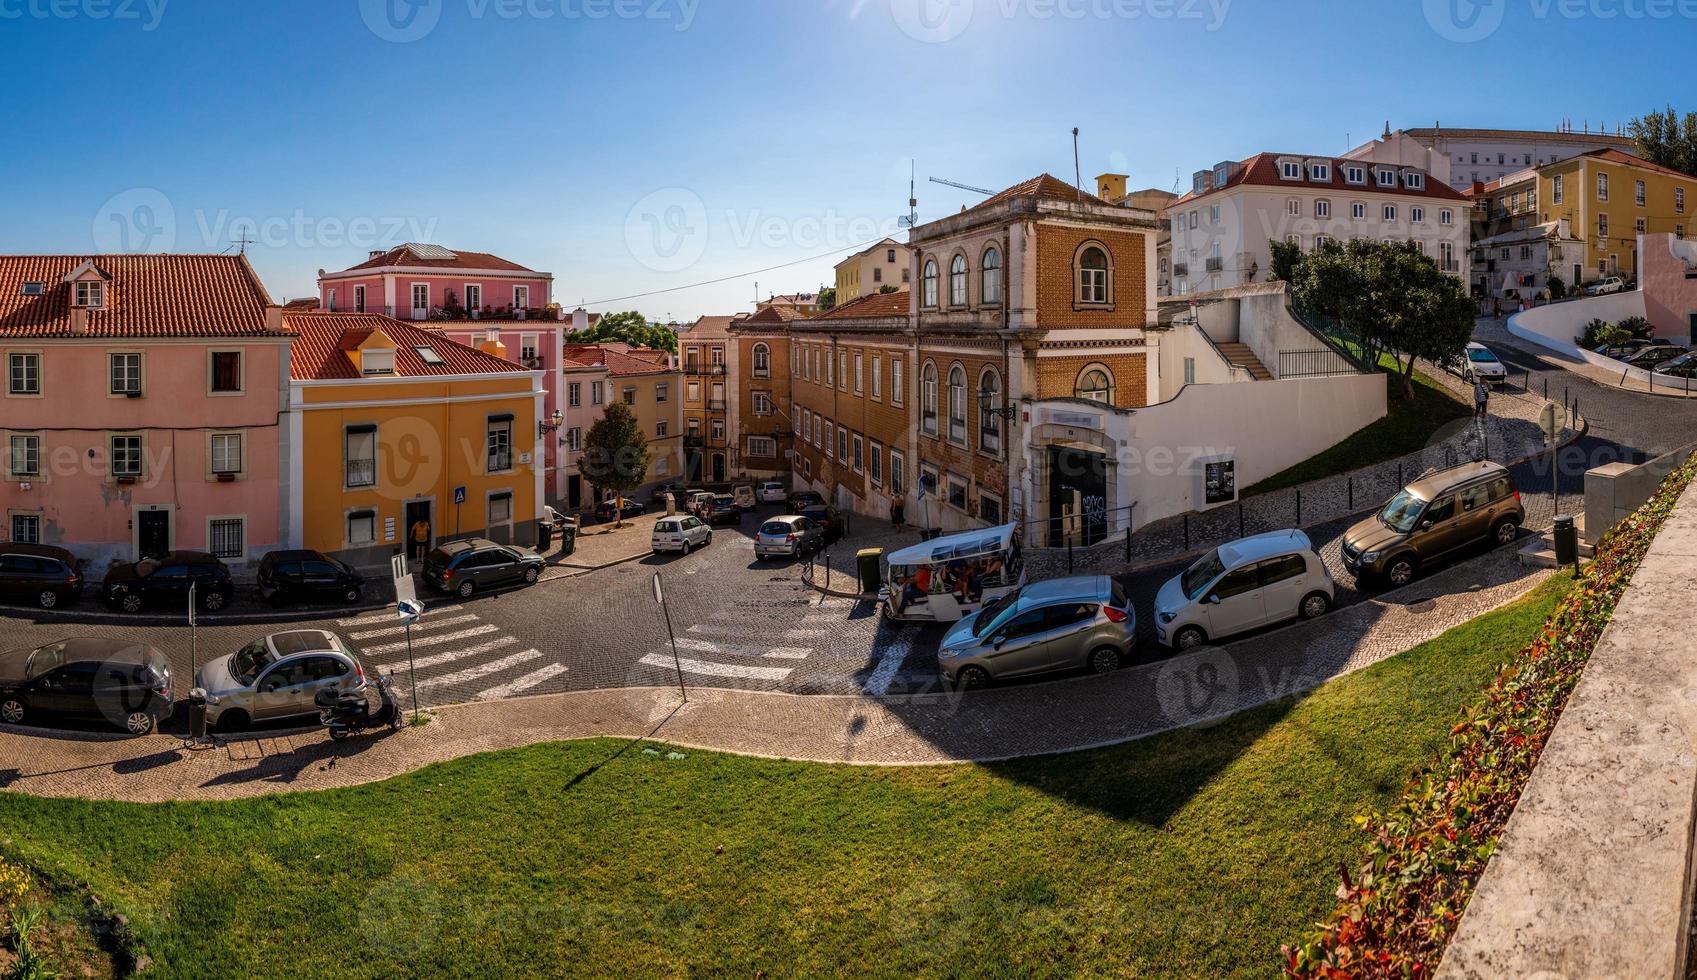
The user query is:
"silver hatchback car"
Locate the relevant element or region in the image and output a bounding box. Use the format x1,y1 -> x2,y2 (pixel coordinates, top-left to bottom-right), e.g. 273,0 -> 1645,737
938,576 -> 1135,689
755,515 -> 826,559
195,629 -> 365,731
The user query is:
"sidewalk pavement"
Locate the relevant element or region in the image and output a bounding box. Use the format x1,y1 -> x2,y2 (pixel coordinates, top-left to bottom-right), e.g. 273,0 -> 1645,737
0,548 -> 1550,802
540,512 -> 660,577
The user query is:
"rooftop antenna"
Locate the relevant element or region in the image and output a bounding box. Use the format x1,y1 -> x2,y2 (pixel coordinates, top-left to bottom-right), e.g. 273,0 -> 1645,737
227,224 -> 256,255
899,160 -> 919,229
1072,127 -> 1083,201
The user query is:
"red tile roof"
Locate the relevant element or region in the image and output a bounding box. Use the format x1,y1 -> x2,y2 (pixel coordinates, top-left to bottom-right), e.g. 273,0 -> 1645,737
0,254 -> 281,338
283,297 -> 320,310
334,245 -> 540,274
1171,153 -> 1471,206
287,312 -> 530,381
740,304 -> 810,324
815,289 -> 911,320
977,174 -> 1105,211
1572,147 -> 1696,179
562,343 -> 674,377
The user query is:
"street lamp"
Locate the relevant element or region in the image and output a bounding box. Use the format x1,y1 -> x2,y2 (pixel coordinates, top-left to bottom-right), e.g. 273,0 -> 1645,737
538,409 -> 564,438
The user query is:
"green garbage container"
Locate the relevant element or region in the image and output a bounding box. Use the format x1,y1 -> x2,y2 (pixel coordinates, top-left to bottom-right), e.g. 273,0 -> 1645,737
856,547 -> 884,595
558,521 -> 578,558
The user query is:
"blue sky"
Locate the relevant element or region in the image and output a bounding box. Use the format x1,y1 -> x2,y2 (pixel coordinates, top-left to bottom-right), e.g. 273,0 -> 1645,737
0,0 -> 1688,319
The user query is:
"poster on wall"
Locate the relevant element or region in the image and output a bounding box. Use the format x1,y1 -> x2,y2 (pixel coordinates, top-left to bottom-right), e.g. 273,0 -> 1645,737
1202,458 -> 1237,507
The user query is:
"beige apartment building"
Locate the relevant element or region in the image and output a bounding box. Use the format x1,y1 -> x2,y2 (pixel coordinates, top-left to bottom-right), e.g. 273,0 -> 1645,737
832,238 -> 913,306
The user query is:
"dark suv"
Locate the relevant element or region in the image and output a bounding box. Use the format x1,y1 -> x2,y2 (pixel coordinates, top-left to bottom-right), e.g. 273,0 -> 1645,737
799,504 -> 846,544
0,637 -> 174,735
103,551 -> 235,614
257,550 -> 365,606
423,539 -> 544,598
0,544 -> 84,609
1342,461 -> 1524,587
787,490 -> 826,513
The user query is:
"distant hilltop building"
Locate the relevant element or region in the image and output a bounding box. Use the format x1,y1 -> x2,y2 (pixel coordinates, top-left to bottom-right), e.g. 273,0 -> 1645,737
1347,122 -> 1638,192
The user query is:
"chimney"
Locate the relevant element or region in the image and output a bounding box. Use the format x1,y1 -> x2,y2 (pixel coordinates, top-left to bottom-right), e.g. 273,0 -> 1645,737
369,249 -> 385,260
264,304 -> 283,334
1470,180 -> 1486,197
67,306 -> 87,335
478,337 -> 508,360
571,307 -> 588,333
1096,173 -> 1129,204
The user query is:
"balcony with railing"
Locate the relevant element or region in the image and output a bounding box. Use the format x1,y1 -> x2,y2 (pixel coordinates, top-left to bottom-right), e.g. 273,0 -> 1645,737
1173,263 -> 1190,278
685,363 -> 727,376
321,304 -> 553,323
707,398 -> 727,411
1204,256 -> 1224,273
345,457 -> 376,488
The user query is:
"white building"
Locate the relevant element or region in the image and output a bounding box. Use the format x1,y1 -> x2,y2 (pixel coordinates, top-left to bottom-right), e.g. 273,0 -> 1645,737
1164,153 -> 1472,295
1346,125 -> 1637,192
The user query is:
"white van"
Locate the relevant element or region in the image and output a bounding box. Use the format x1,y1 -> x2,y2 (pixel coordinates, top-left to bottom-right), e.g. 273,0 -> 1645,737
1153,529 -> 1333,650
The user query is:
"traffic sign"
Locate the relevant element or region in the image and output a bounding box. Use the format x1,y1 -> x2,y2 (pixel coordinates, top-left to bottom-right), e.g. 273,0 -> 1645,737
397,598 -> 424,625
454,486 -> 467,505
392,553 -> 417,606
1540,401 -> 1560,446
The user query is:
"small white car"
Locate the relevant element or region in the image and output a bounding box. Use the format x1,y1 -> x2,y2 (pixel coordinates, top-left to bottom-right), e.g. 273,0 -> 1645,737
651,515 -> 712,554
685,490 -> 716,517
1154,529 -> 1334,650
1464,342 -> 1508,385
757,481 -> 788,504
195,630 -> 365,731
1587,276 -> 1627,296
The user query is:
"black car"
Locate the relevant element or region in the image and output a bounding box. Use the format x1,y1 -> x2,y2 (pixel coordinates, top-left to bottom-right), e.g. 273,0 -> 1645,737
1653,352 -> 1697,378
799,504 -> 846,543
595,498 -> 646,520
257,550 -> 365,606
1623,344 -> 1689,368
704,494 -> 743,527
1596,338 -> 1652,359
0,637 -> 174,735
103,551 -> 234,614
787,490 -> 826,513
423,539 -> 545,598
0,543 -> 84,609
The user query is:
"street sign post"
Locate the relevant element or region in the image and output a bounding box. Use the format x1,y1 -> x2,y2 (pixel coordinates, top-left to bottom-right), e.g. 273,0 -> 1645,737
651,573 -> 687,702
188,582 -> 197,679
392,555 -> 422,722
1541,401 -> 1561,510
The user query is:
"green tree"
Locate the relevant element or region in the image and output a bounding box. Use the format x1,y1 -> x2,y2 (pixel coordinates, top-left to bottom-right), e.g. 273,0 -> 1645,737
1268,238 -> 1304,283
581,402 -> 650,527
576,310 -> 678,353
817,286 -> 837,311
1629,106 -> 1697,176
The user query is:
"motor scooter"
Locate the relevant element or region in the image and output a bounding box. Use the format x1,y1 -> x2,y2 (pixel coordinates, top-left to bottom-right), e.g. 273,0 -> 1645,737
316,674 -> 405,741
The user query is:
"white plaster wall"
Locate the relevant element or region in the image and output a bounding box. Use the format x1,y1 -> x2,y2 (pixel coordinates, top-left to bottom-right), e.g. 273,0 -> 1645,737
1507,290 -> 1648,360
1156,324 -> 1245,400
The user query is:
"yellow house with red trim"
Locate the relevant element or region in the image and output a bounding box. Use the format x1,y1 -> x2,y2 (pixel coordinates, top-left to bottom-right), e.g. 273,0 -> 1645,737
285,312 -> 545,566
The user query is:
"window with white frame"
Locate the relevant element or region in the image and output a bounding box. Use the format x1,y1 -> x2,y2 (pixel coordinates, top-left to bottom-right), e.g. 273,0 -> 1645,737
921,362 -> 938,434
1599,213 -> 1609,238
486,415 -> 514,472
564,427 -> 581,452
947,365 -> 967,445
1678,188 -> 1687,213
110,435 -> 142,478
1351,202 -> 1366,220
655,383 -> 668,403
1410,206 -> 1424,224
1553,174 -> 1564,204
1314,234 -> 1331,249
1376,168 -> 1396,187
1279,159 -> 1301,179
981,247 -> 1002,305
753,391 -> 772,415
749,436 -> 777,458
1309,161 -> 1331,182
1382,204 -> 1398,222
411,283 -> 429,314
837,351 -> 847,389
10,513 -> 40,545
211,433 -> 241,474
8,434 -> 39,476
656,419 -> 668,437
752,343 -> 770,378
209,518 -> 244,559
75,280 -> 103,308
1345,165 -> 1366,185
1315,199 -> 1330,219
853,352 -> 863,393
464,283 -> 481,310
1636,217 -> 1647,234
513,285 -> 530,309
1404,172 -> 1424,190
1076,246 -> 1109,304
922,259 -> 939,307
1440,208 -> 1454,226
1636,180 -> 1647,206
949,254 -> 968,306
871,355 -> 882,399
1076,366 -> 1113,403
109,353 -> 141,395
978,368 -> 1002,455
591,380 -> 604,405
1286,198 -> 1300,217
852,433 -> 863,472
889,450 -> 906,494
891,358 -> 904,406
1597,173 -> 1609,201
568,382 -> 581,407
347,510 -> 377,546
345,425 -> 376,487
710,418 -> 725,443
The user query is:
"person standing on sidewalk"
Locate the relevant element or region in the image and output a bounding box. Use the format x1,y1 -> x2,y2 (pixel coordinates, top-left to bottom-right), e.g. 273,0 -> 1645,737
1473,379 -> 1490,420
411,518 -> 431,562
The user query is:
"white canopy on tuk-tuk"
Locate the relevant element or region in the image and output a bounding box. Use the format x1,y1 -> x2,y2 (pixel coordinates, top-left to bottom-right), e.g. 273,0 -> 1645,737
884,523 -> 1018,569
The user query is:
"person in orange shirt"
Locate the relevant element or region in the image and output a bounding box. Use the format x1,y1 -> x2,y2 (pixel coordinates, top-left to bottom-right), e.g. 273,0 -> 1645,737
411,519 -> 431,562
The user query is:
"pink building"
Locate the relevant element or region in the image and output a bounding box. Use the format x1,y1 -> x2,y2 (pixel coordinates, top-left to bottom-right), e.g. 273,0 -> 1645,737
0,255 -> 293,574
318,245 -> 599,503
1638,232 -> 1697,344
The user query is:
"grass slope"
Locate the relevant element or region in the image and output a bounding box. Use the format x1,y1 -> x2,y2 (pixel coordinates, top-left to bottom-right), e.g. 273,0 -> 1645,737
1244,364 -> 1471,498
0,576 -> 1571,979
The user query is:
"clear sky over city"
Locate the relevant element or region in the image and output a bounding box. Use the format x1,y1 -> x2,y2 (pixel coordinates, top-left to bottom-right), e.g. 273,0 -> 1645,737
0,0 -> 1687,319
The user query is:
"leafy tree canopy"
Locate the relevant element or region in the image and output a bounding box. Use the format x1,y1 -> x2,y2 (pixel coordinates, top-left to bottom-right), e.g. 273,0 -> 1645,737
581,402 -> 651,523
575,310 -> 678,353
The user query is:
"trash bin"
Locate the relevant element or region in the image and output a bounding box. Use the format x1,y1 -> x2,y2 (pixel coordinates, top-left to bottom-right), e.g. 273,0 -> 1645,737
186,687 -> 208,740
557,521 -> 578,558
856,547 -> 885,595
536,519 -> 553,552
1553,514 -> 1577,566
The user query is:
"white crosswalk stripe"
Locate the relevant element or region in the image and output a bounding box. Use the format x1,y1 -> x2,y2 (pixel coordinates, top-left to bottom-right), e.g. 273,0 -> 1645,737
362,624 -> 498,656
637,653 -> 792,681
376,635 -> 519,675
475,663 -> 570,700
669,637 -> 811,661
347,614 -> 479,641
415,649 -> 545,691
338,604 -> 462,627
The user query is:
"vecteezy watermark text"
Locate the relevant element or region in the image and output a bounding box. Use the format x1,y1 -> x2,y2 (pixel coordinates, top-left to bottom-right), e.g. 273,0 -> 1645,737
359,0 -> 698,42
0,0 -> 167,30
93,187 -> 439,253
889,0 -> 1231,44
1423,0 -> 1697,42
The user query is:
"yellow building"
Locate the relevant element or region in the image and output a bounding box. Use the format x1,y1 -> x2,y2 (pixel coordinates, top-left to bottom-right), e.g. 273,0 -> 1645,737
562,343 -> 683,496
287,313 -> 544,565
1537,148 -> 1697,282
832,239 -> 911,306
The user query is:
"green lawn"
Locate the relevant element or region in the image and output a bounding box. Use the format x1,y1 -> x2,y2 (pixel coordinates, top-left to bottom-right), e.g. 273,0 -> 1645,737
1,576 -> 1572,979
1243,362 -> 1472,497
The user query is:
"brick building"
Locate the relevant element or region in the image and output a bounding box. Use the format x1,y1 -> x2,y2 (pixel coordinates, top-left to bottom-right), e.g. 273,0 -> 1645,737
729,307 -> 794,480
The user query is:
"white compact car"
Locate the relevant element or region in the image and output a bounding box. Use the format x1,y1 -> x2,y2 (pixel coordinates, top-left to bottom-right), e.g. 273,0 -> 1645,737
1154,529 -> 1334,650
1464,342 -> 1508,385
1586,276 -> 1627,296
652,515 -> 712,554
757,481 -> 788,504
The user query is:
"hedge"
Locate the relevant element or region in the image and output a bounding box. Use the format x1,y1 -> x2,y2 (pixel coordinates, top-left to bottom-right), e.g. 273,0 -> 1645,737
1284,455 -> 1697,977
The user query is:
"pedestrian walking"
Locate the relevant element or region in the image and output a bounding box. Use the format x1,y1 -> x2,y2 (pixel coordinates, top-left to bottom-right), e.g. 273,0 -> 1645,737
1492,296 -> 1501,319
411,518 -> 431,562
890,495 -> 906,529
1473,379 -> 1490,420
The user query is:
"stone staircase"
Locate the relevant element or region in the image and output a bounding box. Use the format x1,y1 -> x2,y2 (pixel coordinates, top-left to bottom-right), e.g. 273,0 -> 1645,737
1215,342 -> 1273,380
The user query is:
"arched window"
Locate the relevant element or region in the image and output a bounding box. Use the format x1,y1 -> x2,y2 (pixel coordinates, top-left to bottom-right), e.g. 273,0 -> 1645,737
981,248 -> 1002,305
752,342 -> 770,378
922,259 -> 939,308
947,365 -> 967,444
921,362 -> 938,435
1076,364 -> 1114,403
1077,246 -> 1110,305
949,254 -> 968,306
978,368 -> 1002,454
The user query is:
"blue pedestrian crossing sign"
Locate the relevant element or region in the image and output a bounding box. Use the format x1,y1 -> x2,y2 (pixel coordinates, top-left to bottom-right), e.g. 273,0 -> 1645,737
454,486 -> 467,505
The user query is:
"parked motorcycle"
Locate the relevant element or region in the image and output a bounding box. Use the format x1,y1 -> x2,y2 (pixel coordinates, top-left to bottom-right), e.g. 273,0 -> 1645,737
316,674 -> 406,741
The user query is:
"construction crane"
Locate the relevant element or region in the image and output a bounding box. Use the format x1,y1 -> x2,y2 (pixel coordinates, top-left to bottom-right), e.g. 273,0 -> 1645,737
928,176 -> 995,196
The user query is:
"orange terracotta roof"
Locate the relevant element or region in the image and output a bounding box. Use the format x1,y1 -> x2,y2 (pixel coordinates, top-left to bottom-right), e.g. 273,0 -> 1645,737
1171,153 -> 1471,206
562,343 -> 674,377
335,245 -> 540,274
287,312 -> 531,381
0,254 -> 281,339
740,304 -> 810,324
283,297 -> 320,310
816,289 -> 911,320
1571,147 -> 1695,179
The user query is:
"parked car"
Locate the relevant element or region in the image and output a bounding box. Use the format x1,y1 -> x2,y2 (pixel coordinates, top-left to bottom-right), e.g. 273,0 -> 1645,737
787,490 -> 826,513
1463,342 -> 1508,384
594,497 -> 646,520
0,638 -> 173,735
649,483 -> 686,507
1622,344 -> 1689,368
1341,460 -> 1524,588
103,551 -> 234,614
651,515 -> 712,554
1154,530 -> 1333,650
755,515 -> 826,559
939,576 -> 1136,689
685,490 -> 717,517
195,630 -> 365,731
1586,276 -> 1628,296
732,484 -> 757,510
799,504 -> 846,543
422,539 -> 545,598
1596,338 -> 1652,359
257,550 -> 364,606
1652,351 -> 1697,378
704,494 -> 743,527
0,543 -> 83,610
756,481 -> 788,504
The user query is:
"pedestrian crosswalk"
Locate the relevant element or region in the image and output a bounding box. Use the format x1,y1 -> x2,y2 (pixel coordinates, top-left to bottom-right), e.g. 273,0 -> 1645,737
337,603 -> 567,707
631,595 -> 862,685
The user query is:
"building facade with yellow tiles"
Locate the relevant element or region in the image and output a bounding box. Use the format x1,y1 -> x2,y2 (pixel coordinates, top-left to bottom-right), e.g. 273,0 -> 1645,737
1536,149 -> 1697,283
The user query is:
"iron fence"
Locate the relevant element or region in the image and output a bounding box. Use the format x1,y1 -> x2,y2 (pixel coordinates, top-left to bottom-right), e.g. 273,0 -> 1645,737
1278,348 -> 1360,379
